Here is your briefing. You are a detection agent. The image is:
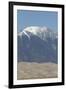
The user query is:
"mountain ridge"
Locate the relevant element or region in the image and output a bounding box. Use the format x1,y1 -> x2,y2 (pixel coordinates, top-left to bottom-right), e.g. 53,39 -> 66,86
17,26 -> 58,63
18,26 -> 57,40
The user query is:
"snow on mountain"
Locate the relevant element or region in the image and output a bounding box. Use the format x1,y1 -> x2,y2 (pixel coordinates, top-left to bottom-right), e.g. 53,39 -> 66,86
17,26 -> 58,63
18,26 -> 57,41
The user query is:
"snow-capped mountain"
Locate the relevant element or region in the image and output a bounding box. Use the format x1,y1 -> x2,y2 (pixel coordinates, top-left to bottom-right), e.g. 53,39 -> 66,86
18,26 -> 57,40
18,26 -> 58,63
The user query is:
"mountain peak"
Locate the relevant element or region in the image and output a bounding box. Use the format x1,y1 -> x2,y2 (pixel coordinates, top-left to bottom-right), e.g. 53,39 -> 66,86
24,26 -> 50,33
17,26 -> 57,63
24,26 -> 41,35
18,26 -> 57,40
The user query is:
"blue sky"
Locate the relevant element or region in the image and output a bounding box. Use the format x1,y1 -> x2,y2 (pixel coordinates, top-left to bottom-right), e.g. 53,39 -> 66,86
17,10 -> 58,32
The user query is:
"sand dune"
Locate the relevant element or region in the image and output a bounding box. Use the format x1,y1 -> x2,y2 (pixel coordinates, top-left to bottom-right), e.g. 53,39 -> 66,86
17,62 -> 58,80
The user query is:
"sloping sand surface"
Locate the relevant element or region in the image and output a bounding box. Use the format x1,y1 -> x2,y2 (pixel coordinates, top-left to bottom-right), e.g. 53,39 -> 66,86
17,62 -> 58,80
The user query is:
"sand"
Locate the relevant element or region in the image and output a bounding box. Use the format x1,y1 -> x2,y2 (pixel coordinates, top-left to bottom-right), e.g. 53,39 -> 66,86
17,62 -> 58,80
